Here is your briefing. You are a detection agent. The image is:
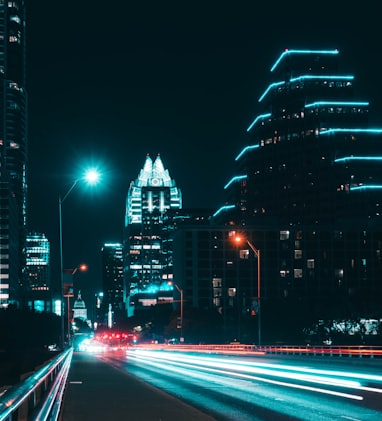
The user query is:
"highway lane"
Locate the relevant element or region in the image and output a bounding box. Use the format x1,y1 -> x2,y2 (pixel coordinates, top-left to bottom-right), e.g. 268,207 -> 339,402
96,348 -> 382,420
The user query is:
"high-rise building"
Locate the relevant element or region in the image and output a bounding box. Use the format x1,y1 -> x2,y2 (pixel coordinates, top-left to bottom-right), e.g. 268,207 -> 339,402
25,232 -> 51,311
216,48 -> 382,228
0,0 -> 28,307
209,49 -> 382,341
101,243 -> 124,326
124,154 -> 182,316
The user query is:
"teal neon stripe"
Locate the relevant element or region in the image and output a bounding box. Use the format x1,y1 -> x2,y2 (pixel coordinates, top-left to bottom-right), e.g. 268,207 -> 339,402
290,75 -> 354,83
213,205 -> 235,218
320,128 -> 382,135
247,113 -> 272,132
259,75 -> 352,103
258,81 -> 285,102
305,101 -> 369,108
235,145 -> 259,161
224,175 -> 247,190
351,185 -> 382,191
335,156 -> 382,163
271,49 -> 339,72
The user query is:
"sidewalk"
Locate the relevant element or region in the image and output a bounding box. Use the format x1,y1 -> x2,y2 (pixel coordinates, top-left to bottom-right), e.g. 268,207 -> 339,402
60,352 -> 215,421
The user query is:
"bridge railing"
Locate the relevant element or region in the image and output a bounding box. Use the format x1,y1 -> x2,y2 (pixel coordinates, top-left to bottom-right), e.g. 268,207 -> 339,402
131,343 -> 382,358
0,348 -> 73,421
260,345 -> 382,358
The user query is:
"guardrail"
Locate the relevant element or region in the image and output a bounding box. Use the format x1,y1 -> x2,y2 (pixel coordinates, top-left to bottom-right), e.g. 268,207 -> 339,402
260,345 -> 382,358
131,343 -> 382,358
0,348 -> 73,421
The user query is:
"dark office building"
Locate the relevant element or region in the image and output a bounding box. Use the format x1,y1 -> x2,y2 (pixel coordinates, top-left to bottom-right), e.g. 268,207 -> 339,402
101,243 -> 124,326
0,0 -> 28,307
211,49 -> 382,340
172,226 -> 265,343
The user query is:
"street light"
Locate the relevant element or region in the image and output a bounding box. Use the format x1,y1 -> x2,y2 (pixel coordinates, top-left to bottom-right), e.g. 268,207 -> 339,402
63,264 -> 88,346
59,168 -> 100,349
173,283 -> 184,342
234,234 -> 261,347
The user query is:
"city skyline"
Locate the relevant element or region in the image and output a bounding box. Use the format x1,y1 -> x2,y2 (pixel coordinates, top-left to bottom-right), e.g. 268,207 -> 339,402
25,2 -> 382,300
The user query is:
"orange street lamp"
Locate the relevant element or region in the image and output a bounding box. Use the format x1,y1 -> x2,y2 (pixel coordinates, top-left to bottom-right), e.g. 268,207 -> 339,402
63,264 -> 88,346
234,234 -> 261,346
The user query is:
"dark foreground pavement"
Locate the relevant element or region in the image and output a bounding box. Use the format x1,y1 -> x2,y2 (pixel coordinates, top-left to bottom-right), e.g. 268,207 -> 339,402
60,352 -> 215,421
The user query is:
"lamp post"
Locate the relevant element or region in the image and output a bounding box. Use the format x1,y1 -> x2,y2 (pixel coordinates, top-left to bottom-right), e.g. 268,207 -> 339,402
59,169 -> 100,349
234,235 -> 261,347
173,283 -> 184,342
63,264 -> 88,347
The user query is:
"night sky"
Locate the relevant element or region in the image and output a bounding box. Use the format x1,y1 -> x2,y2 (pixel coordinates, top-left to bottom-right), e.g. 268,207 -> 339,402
25,1 -> 382,304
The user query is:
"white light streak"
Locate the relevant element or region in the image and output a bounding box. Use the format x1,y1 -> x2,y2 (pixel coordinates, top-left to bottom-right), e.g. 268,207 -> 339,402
126,350 -> 366,401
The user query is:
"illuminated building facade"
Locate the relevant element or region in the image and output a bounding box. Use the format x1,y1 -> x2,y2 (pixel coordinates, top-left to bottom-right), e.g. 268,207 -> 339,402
0,0 -> 28,307
25,232 -> 51,311
210,49 -> 382,341
101,243 -> 124,325
124,154 -> 182,315
72,291 -> 87,321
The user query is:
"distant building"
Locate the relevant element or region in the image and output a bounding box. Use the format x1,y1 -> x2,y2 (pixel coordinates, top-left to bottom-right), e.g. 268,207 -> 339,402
101,243 -> 124,326
124,154 -> 182,316
0,0 -> 28,308
72,291 -> 87,320
25,232 -> 51,312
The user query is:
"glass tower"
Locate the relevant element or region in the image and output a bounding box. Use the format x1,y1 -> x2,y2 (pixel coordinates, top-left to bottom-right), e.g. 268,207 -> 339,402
213,49 -> 382,331
216,48 -> 382,227
124,154 -> 182,316
25,232 -> 51,312
0,0 -> 27,307
25,232 -> 50,291
101,243 -> 124,326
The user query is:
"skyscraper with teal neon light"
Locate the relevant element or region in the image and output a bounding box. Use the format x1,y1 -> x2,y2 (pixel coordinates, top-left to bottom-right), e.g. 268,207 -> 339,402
213,49 -> 382,337
216,48 -> 382,226
124,154 -> 182,316
0,0 -> 28,308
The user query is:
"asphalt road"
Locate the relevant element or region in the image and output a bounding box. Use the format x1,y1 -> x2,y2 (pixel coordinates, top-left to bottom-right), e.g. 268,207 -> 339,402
60,351 -> 215,421
96,348 -> 382,420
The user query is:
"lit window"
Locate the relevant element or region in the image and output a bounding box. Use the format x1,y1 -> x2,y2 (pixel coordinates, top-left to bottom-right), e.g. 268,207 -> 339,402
294,250 -> 302,259
10,15 -> 21,24
239,249 -> 249,259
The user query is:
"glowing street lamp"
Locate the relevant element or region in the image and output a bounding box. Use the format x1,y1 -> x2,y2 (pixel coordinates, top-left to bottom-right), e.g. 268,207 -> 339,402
233,234 -> 262,347
59,168 -> 101,349
63,264 -> 88,346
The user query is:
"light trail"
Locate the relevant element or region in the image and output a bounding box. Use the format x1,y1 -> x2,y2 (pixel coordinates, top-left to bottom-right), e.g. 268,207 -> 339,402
130,350 -> 361,388
126,350 -> 366,401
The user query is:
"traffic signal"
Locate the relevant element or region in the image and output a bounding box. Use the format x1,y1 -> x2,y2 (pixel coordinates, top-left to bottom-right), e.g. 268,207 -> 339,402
177,317 -> 182,329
